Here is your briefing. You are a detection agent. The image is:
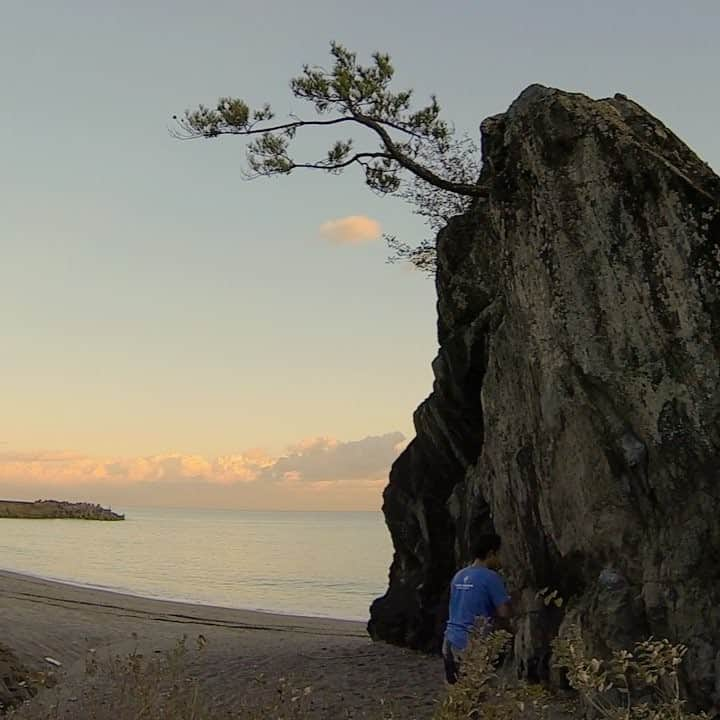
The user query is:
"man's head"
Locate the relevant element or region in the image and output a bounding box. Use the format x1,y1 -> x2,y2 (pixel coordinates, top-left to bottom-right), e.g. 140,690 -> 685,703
471,533 -> 502,570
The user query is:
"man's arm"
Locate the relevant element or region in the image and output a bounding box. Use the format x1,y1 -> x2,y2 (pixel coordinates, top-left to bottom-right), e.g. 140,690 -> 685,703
494,599 -> 514,633
488,575 -> 514,631
495,600 -> 512,619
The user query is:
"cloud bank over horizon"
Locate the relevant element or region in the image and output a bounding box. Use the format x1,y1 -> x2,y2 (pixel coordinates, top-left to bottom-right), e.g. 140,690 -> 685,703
0,432 -> 406,510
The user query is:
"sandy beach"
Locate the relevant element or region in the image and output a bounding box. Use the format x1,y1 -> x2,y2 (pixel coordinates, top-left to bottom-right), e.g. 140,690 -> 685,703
0,570 -> 443,718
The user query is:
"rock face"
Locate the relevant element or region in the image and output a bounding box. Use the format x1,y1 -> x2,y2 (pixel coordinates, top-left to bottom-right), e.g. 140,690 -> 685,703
368,86 -> 720,706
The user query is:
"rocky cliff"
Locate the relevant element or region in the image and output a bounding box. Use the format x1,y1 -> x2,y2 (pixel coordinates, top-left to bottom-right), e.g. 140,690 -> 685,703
368,85 -> 720,706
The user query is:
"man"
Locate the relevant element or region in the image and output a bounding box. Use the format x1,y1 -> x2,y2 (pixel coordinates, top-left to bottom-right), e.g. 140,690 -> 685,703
442,532 -> 512,684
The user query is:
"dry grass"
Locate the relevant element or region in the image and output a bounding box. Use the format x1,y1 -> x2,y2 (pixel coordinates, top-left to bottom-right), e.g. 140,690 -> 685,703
432,624 -> 576,720
8,635 -> 400,720
7,623 -> 709,720
552,624 -> 709,719
432,614 -> 708,720
9,635 -> 215,720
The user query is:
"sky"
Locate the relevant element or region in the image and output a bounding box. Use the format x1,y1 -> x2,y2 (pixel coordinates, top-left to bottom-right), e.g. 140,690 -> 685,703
1,0 -> 718,510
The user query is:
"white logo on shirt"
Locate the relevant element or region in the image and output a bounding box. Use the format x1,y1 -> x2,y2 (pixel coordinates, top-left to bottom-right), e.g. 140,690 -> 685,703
455,574 -> 475,590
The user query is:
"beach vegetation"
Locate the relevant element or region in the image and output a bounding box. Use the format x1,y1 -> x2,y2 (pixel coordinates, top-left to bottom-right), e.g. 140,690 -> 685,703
551,624 -> 709,719
432,625 -> 568,720
433,619 -> 708,720
9,635 -> 399,720
9,636 -> 214,720
8,624 -> 708,719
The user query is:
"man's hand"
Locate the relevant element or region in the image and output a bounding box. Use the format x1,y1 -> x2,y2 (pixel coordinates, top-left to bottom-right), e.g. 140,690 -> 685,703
495,601 -> 514,633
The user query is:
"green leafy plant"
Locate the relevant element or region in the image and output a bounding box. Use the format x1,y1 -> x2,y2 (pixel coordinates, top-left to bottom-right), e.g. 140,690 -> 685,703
536,587 -> 564,609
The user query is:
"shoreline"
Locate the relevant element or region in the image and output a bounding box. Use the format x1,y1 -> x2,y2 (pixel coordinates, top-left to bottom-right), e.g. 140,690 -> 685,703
0,569 -> 442,718
0,568 -> 366,644
0,566 -> 370,623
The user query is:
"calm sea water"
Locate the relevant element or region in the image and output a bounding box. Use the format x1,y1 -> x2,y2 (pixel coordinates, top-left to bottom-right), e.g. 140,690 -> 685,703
0,508 -> 393,620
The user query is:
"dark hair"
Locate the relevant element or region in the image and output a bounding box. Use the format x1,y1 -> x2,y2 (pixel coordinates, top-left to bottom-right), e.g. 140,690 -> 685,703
471,533 -> 502,560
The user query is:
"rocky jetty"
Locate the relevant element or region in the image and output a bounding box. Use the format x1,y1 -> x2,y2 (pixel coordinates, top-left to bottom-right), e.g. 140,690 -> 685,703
369,86 -> 720,707
0,499 -> 124,520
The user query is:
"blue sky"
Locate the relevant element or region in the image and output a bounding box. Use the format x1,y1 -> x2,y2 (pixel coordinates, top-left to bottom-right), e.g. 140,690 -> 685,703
1,0 -> 718,507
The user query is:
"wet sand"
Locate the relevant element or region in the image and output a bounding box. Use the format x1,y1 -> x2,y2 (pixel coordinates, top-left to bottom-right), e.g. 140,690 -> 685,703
0,570 -> 443,718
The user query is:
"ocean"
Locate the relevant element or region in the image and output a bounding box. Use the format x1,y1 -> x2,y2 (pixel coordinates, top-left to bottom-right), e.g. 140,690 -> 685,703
0,507 -> 393,620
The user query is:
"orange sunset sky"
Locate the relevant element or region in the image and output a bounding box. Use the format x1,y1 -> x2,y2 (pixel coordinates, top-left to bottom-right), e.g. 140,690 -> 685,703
3,1 -> 718,510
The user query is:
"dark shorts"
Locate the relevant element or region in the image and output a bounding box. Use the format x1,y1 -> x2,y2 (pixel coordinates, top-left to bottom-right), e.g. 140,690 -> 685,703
442,637 -> 464,684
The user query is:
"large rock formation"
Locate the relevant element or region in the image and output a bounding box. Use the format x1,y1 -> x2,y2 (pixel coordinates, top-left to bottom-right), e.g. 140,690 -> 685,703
368,85 -> 720,706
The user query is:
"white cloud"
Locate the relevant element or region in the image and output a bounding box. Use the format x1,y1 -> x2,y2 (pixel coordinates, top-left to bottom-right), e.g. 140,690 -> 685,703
319,215 -> 382,245
0,433 -> 406,491
262,432 -> 405,484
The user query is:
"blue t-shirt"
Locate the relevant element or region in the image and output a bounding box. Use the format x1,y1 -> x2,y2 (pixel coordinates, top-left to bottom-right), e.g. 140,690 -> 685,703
444,566 -> 510,650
